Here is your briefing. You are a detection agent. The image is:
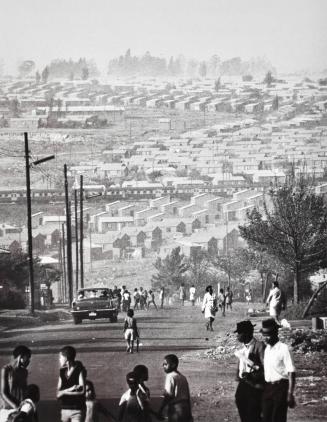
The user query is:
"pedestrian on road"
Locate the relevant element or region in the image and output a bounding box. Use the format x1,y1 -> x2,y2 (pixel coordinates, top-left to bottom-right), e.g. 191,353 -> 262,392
189,285 -> 196,306
201,285 -> 217,331
141,289 -> 148,310
118,372 -> 145,422
122,290 -> 131,313
245,288 -> 252,306
158,354 -> 192,422
123,309 -> 139,354
261,319 -> 296,422
133,289 -> 141,311
57,346 -> 86,422
218,288 -> 226,317
0,345 -> 31,417
225,286 -> 233,311
179,284 -> 186,306
139,288 -> 145,310
84,379 -> 117,422
147,291 -> 158,311
234,320 -> 265,422
113,286 -> 122,311
159,287 -> 165,309
266,281 -> 283,324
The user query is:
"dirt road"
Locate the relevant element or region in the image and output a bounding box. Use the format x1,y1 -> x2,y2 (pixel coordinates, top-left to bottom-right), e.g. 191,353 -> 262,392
0,303 -> 325,421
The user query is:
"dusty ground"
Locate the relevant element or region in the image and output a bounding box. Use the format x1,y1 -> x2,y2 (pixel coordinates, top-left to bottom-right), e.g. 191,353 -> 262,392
0,303 -> 326,421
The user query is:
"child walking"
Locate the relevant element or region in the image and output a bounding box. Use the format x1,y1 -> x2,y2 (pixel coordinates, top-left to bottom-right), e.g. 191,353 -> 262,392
158,354 -> 193,422
123,309 -> 139,354
85,380 -> 117,422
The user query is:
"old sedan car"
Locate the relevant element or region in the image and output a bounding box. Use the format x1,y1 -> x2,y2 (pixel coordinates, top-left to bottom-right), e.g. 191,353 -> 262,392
71,288 -> 119,324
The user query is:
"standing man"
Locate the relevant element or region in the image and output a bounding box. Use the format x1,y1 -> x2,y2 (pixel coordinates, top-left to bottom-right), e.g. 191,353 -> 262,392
266,281 -> 282,324
189,284 -> 196,306
261,319 -> 296,422
234,321 -> 265,422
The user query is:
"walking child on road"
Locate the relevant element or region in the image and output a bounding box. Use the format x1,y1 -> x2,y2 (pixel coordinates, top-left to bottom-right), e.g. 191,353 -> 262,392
218,288 -> 226,317
159,287 -> 165,309
158,354 -> 193,422
147,291 -> 158,311
133,289 -> 141,311
225,286 -> 233,311
85,380 -> 117,422
123,309 -> 139,354
189,285 -> 196,307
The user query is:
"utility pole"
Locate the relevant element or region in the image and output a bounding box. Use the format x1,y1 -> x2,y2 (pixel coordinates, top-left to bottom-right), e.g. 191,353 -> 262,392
64,164 -> 73,304
24,132 -> 55,314
62,223 -> 67,303
24,133 -> 35,315
79,175 -> 84,288
74,188 -> 79,291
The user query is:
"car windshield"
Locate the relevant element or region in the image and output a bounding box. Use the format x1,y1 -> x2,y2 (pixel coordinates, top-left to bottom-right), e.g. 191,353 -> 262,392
77,289 -> 109,300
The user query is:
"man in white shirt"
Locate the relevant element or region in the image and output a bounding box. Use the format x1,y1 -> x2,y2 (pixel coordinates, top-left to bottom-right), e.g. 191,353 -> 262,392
234,320 -> 265,422
261,318 -> 296,422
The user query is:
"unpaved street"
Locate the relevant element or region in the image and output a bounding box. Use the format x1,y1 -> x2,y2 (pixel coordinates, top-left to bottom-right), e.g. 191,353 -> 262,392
0,303 -> 326,421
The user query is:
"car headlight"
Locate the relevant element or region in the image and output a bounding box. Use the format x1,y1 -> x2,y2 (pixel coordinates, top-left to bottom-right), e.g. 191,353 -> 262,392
76,306 -> 80,310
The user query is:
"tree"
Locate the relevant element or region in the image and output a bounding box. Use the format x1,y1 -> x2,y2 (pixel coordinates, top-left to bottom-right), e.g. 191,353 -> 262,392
185,249 -> 213,291
272,95 -> 279,110
263,71 -> 274,87
18,60 -> 35,78
151,247 -> 188,293
81,67 -> 89,80
214,77 -> 221,92
239,178 -> 327,304
199,61 -> 207,78
9,98 -> 20,117
35,71 -> 41,84
41,66 -> 49,83
212,248 -> 253,288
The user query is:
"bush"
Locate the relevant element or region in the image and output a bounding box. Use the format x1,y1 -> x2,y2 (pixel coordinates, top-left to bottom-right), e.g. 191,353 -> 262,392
0,288 -> 26,309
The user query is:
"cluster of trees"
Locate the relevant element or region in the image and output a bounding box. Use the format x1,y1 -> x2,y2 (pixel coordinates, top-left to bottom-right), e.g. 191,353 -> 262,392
0,249 -> 59,309
108,50 -> 276,78
16,58 -> 99,82
152,177 -> 327,316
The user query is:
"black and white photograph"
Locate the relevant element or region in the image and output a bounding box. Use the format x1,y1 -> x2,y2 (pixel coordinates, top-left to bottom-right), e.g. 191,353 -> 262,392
0,1 -> 327,421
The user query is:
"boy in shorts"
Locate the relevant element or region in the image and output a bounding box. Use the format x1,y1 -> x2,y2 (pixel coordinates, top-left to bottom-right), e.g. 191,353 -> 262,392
123,309 -> 139,354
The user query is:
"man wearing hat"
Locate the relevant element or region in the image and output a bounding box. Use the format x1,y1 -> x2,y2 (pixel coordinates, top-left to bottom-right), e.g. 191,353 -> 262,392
261,318 -> 296,422
234,320 -> 265,422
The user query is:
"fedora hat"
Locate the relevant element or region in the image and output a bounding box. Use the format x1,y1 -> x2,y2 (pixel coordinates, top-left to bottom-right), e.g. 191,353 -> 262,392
260,318 -> 280,333
234,320 -> 256,334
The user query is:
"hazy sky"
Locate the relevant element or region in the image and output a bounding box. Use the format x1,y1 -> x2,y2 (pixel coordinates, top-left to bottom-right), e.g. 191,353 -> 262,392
1,0 -> 327,74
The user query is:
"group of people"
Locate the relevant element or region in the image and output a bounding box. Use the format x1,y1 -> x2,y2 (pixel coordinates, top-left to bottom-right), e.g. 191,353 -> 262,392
201,285 -> 233,330
112,286 -> 161,313
0,345 -> 192,422
234,318 -> 296,422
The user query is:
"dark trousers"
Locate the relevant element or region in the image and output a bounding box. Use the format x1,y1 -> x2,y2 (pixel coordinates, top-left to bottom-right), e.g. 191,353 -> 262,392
262,380 -> 288,422
235,380 -> 263,422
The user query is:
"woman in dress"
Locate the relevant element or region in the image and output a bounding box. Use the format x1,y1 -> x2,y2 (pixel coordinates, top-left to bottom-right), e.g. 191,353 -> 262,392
201,285 -> 217,331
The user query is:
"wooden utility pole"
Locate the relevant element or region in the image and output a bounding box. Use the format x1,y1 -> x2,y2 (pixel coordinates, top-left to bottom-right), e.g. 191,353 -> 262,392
24,132 -> 35,315
74,188 -> 79,291
62,223 -> 67,302
79,175 -> 84,288
64,164 -> 73,304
